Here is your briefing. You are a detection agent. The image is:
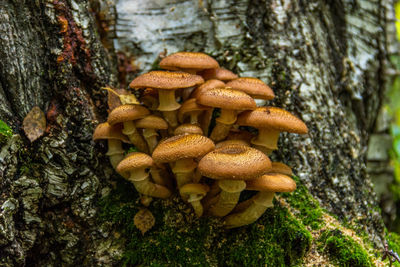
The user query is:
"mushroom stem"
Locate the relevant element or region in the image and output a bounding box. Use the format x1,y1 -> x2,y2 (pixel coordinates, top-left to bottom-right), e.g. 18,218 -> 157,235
106,139 -> 125,169
251,128 -> 280,151
190,112 -> 200,124
252,145 -> 274,155
208,180 -> 246,217
210,109 -> 236,141
163,110 -> 179,128
172,158 -> 197,188
128,168 -> 172,199
142,128 -> 159,154
223,192 -> 274,228
200,109 -> 213,136
158,89 -> 180,128
150,166 -> 173,189
122,121 -> 149,153
190,199 -> 204,217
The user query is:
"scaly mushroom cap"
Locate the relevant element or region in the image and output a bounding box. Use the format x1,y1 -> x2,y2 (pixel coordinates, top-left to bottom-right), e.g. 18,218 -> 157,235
129,71 -> 204,90
226,77 -> 275,100
174,124 -> 203,136
107,104 -> 150,125
246,173 -> 296,192
269,162 -> 293,176
116,152 -> 153,177
215,139 -> 249,148
135,115 -> 168,130
178,98 -> 210,123
199,68 -> 238,81
93,122 -> 130,143
198,145 -> 271,180
236,107 -> 308,133
190,79 -> 226,99
180,183 -> 209,199
152,134 -> 215,163
197,88 -> 256,110
159,52 -> 219,71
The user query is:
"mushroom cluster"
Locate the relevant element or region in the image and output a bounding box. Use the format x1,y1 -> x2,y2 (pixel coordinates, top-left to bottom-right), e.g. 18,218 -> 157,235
93,51 -> 308,228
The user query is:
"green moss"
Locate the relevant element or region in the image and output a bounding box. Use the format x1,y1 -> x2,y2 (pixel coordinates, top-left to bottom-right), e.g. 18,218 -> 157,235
99,178 -> 312,266
0,119 -> 12,145
281,176 -> 324,230
318,229 -> 372,267
387,232 -> 400,267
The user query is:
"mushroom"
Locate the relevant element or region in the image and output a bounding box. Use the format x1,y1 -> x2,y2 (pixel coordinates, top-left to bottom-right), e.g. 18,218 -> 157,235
135,115 -> 168,153
236,106 -> 308,154
116,152 -> 172,199
174,124 -> 204,136
129,71 -> 204,128
179,183 -> 209,217
215,139 -> 249,148
93,122 -> 130,169
197,88 -> 256,141
107,104 -> 150,153
199,68 -> 238,81
224,173 -> 296,228
198,144 -> 271,217
152,134 -> 215,189
178,98 -> 210,125
159,51 -> 219,74
140,88 -> 159,111
226,77 -> 275,103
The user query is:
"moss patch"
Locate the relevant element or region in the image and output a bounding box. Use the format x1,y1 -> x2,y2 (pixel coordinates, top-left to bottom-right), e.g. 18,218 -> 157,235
0,119 -> 12,145
99,178 -> 312,266
387,232 -> 400,266
317,229 -> 373,267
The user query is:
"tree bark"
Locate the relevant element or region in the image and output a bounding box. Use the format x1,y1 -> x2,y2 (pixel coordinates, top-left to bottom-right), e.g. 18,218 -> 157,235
0,0 -> 396,265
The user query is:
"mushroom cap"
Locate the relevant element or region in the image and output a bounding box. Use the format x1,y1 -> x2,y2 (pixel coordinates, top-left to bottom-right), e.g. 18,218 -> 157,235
159,52 -> 219,71
178,98 -> 210,123
246,173 -> 296,192
93,122 -> 130,143
227,129 -> 255,143
152,134 -> 215,163
107,104 -> 150,125
174,124 -> 203,136
197,88 -> 257,110
135,115 -> 168,130
180,183 -> 209,197
215,139 -> 249,148
129,71 -> 204,90
190,79 -> 225,99
269,162 -> 293,176
199,68 -> 238,81
226,77 -> 275,100
116,152 -> 153,176
198,144 -> 271,180
236,106 -> 308,133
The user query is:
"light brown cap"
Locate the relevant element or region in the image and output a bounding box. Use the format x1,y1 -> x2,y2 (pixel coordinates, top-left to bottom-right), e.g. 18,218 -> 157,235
226,77 -> 274,100
129,71 -> 204,90
159,52 -> 219,71
236,107 -> 308,133
116,152 -> 153,177
178,98 -> 210,123
268,162 -> 293,176
197,88 -> 256,110
199,68 -> 238,81
215,139 -> 249,148
198,145 -> 271,180
135,115 -> 168,130
190,79 -> 225,99
107,104 -> 150,125
227,129 -> 255,143
174,124 -> 203,136
180,183 -> 209,199
93,122 -> 130,143
246,173 -> 296,192
152,134 -> 215,163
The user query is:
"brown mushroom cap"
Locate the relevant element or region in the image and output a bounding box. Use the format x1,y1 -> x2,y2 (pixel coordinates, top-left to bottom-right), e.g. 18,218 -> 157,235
226,77 -> 274,100
116,152 -> 153,177
152,134 -> 215,163
178,98 -> 210,123
174,124 -> 203,136
269,162 -> 293,176
129,71 -> 204,90
159,52 -> 219,71
199,68 -> 238,81
198,145 -> 271,180
246,173 -> 296,192
93,122 -> 130,143
190,79 -> 226,99
236,107 -> 308,133
197,88 -> 256,110
215,139 -> 249,148
135,115 -> 168,130
107,104 -> 150,125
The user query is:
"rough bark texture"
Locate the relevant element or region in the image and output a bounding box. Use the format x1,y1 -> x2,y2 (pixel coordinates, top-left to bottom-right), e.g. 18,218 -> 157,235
0,0 -> 397,266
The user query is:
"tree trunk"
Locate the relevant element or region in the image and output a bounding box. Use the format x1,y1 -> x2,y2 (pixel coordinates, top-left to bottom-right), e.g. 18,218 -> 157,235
0,0 -> 396,266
